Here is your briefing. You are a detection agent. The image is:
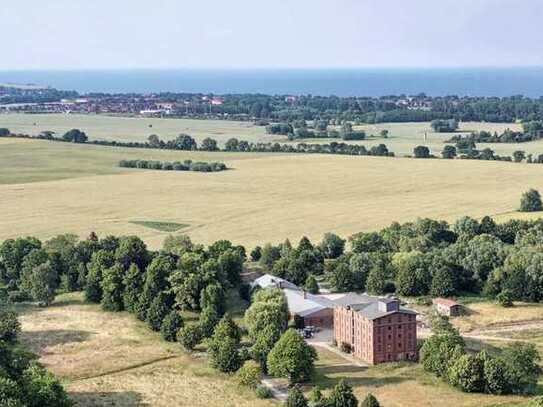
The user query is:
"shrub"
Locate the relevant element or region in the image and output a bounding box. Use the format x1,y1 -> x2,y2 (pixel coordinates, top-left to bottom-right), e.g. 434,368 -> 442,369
361,393 -> 381,407
0,309 -> 21,343
447,354 -> 485,393
267,329 -> 318,383
160,311 -> 184,342
520,189 -> 543,212
236,360 -> 262,388
178,324 -> 202,351
199,306 -> 220,338
497,289 -> 514,307
483,357 -> 510,395
304,275 -> 319,295
328,379 -> 358,407
21,363 -> 73,407
255,385 -> 273,399
340,342 -> 352,354
100,264 -> 125,312
250,246 -> 262,261
413,145 -> 431,158
207,315 -> 242,373
285,385 -> 308,407
28,262 -> 57,306
146,292 -> 173,331
8,291 -> 30,303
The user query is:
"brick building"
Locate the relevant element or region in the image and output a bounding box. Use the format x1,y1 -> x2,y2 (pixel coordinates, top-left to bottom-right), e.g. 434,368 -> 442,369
334,298 -> 418,364
251,274 -> 373,329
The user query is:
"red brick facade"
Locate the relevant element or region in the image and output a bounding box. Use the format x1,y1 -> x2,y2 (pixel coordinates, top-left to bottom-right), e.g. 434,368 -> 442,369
334,304 -> 418,364
300,308 -> 334,328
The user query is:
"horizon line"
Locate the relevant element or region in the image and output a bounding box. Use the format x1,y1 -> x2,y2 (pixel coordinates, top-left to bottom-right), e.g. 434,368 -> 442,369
2,65 -> 543,73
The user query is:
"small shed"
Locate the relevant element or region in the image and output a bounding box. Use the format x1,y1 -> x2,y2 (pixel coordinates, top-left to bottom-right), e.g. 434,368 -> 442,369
433,298 -> 463,317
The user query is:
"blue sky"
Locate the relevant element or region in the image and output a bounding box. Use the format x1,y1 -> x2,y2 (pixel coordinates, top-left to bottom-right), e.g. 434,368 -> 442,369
3,0 -> 543,70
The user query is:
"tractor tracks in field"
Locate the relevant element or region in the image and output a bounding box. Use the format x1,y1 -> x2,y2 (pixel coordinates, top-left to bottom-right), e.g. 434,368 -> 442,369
70,355 -> 182,382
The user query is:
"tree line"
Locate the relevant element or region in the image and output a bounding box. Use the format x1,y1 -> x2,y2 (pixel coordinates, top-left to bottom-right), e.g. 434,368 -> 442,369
447,121 -> 543,144
421,312 -> 540,395
411,142 -> 543,164
0,129 -> 395,158
252,192 -> 543,310
119,159 -> 227,172
7,87 -> 543,123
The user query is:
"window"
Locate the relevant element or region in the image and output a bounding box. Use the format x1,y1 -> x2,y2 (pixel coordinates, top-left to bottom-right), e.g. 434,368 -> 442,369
388,335 -> 391,340
388,326 -> 391,331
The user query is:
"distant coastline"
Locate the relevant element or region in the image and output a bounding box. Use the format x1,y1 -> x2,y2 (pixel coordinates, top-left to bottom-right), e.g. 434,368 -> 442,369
1,67 -> 543,97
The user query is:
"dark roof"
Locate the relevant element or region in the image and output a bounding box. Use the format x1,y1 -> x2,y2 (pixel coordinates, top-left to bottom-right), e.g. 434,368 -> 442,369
351,301 -> 417,320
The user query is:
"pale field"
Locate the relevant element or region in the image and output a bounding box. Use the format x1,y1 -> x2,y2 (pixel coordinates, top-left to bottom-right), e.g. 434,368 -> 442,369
1,138 -> 543,250
453,302 -> 543,332
0,137 -> 277,184
411,300 -> 543,333
0,113 -> 278,146
320,121 -> 541,157
312,348 -> 527,407
17,293 -> 274,407
2,113 -> 539,157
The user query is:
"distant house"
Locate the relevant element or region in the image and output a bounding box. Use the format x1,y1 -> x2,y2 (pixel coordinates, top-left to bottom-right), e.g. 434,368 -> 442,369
285,95 -> 297,103
210,96 -> 224,105
433,298 -> 463,317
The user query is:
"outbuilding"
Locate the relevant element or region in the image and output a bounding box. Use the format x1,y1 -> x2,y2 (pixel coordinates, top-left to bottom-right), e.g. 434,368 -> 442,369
433,298 -> 463,317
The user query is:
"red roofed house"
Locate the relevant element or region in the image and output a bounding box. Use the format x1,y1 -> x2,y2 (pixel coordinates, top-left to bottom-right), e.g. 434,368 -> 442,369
432,298 -> 463,317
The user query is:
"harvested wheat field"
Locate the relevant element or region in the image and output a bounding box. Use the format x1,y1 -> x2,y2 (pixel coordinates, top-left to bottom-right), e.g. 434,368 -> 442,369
1,138 -> 543,249
17,293 -> 273,407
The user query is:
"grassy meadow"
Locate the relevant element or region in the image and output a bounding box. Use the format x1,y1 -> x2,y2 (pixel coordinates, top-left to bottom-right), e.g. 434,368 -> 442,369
0,113 -> 275,146
17,293 -> 537,407
311,348 -> 528,407
1,137 -> 543,249
2,113 -> 540,157
17,293 -> 273,407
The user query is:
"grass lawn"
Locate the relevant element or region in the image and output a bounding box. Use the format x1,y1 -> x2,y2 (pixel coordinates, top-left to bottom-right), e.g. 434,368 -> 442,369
310,348 -> 528,407
16,292 -> 273,407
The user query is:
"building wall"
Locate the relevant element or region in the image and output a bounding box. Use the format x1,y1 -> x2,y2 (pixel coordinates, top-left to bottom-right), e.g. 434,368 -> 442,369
370,313 -> 417,364
301,308 -> 334,328
334,306 -> 417,365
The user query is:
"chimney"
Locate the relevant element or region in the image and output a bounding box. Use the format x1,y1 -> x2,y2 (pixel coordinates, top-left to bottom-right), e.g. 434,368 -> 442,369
278,281 -> 283,289
303,291 -> 307,299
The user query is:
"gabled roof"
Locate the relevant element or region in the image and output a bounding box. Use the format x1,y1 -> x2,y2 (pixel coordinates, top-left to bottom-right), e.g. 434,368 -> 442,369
433,298 -> 460,308
251,274 -> 298,290
283,288 -> 335,317
352,301 -> 418,320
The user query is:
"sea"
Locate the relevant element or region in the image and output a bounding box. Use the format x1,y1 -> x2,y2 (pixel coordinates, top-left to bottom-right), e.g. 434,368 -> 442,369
1,67 -> 543,97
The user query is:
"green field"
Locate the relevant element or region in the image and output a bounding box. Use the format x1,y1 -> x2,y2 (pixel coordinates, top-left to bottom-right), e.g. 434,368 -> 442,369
1,113 -> 539,157
0,137 -> 274,184
309,121 -> 534,157
0,113 -> 276,146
